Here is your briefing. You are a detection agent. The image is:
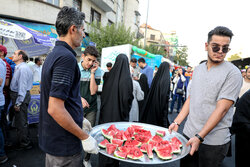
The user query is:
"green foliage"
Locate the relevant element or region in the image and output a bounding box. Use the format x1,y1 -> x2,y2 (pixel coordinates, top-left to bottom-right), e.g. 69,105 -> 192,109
174,47 -> 189,66
141,44 -> 166,56
88,22 -> 139,54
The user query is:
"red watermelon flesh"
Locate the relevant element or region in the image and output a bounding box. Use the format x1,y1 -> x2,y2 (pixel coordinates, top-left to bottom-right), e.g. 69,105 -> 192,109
107,124 -> 119,132
156,130 -> 166,137
146,143 -> 153,159
113,131 -> 123,140
156,148 -> 172,160
101,129 -> 111,139
171,142 -> 181,154
171,137 -> 183,147
124,138 -> 142,147
106,143 -> 118,155
127,147 -> 144,160
111,139 -> 124,147
151,135 -> 163,142
134,134 -> 151,143
155,140 -> 171,149
134,129 -> 152,137
118,145 -> 136,153
124,127 -> 134,139
107,130 -> 116,139
140,143 -> 147,153
130,125 -> 144,130
98,139 -> 110,149
114,150 -> 127,159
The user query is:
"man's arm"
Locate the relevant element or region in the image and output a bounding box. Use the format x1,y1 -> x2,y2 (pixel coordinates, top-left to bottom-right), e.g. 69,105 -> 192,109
187,99 -> 234,155
90,62 -> 99,95
48,97 -> 89,140
0,78 -> 3,86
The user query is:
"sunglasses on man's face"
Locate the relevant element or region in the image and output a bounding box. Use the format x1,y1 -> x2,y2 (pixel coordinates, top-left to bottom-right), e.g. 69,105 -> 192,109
211,45 -> 231,53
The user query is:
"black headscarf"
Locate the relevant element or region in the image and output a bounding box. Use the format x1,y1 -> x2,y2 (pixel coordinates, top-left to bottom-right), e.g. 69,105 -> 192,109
99,54 -> 134,124
139,62 -> 171,127
138,74 -> 149,117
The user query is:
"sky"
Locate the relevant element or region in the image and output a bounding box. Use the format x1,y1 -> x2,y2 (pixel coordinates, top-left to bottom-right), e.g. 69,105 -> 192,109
138,0 -> 250,66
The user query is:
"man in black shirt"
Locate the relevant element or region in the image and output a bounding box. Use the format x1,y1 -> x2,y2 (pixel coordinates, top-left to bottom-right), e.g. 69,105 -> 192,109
39,6 -> 98,167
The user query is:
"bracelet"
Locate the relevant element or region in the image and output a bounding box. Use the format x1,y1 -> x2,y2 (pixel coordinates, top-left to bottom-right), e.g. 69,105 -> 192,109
195,134 -> 204,142
173,121 -> 180,126
91,72 -> 95,74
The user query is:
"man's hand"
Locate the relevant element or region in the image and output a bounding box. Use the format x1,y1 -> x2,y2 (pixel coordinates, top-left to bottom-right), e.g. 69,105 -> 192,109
14,105 -> 20,112
168,122 -> 179,134
90,61 -> 99,73
82,118 -> 92,133
81,97 -> 89,108
81,135 -> 99,154
186,136 -> 201,155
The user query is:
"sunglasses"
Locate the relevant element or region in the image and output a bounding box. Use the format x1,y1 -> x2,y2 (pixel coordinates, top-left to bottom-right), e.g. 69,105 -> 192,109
211,45 -> 231,53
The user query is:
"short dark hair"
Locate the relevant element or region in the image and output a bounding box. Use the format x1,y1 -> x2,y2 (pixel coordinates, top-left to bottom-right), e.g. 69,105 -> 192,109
83,46 -> 99,58
106,62 -> 112,67
130,58 -> 137,63
18,50 -> 28,62
29,58 -> 33,61
138,57 -> 145,63
246,67 -> 250,73
55,6 -> 85,37
208,26 -> 234,43
35,57 -> 41,64
199,60 -> 207,64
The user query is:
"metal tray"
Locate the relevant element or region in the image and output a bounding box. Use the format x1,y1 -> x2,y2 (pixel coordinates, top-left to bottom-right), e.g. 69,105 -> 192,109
90,122 -> 190,164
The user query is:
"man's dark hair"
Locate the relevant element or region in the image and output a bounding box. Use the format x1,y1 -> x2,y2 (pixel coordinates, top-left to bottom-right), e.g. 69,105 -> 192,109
208,26 -> 234,43
83,46 -> 99,58
247,66 -> 250,73
55,6 -> 85,37
199,60 -> 207,64
35,57 -> 41,64
18,50 -> 28,62
130,58 -> 137,63
106,62 -> 112,68
138,57 -> 145,63
29,58 -> 33,61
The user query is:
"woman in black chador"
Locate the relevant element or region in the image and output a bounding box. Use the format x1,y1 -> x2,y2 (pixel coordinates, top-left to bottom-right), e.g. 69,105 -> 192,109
99,54 -> 133,167
138,73 -> 149,117
140,62 -> 171,127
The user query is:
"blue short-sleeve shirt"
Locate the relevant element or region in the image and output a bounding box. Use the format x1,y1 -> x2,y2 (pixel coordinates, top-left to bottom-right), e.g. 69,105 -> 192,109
39,41 -> 83,156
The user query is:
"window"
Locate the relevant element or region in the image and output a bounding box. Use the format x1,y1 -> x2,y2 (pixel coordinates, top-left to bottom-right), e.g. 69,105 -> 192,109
73,0 -> 82,11
45,0 -> 59,6
90,8 -> 101,23
108,20 -> 113,26
150,34 -> 155,40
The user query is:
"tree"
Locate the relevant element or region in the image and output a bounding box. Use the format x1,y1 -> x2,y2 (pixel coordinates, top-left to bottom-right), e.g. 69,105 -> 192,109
227,52 -> 242,61
142,44 -> 166,56
174,47 -> 189,66
88,22 -> 139,54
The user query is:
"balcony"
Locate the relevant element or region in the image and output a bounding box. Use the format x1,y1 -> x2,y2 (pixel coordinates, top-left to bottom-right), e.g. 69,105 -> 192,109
90,0 -> 113,12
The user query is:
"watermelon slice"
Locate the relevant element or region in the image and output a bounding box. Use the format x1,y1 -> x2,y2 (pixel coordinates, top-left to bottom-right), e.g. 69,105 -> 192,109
124,138 -> 142,147
134,134 -> 151,144
107,124 -> 119,132
146,143 -> 153,159
114,150 -> 127,159
101,129 -> 112,139
118,145 -> 136,153
111,139 -> 124,147
127,147 -> 144,160
171,143 -> 181,154
98,139 -> 109,149
156,148 -> 172,160
124,127 -> 134,139
156,130 -> 166,137
134,129 -> 152,137
140,143 -> 147,153
171,137 -> 183,147
151,135 -> 163,142
130,125 -> 144,130
106,143 -> 118,155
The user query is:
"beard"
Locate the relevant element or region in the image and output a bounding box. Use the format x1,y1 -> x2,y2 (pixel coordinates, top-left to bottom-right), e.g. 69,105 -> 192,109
207,54 -> 224,64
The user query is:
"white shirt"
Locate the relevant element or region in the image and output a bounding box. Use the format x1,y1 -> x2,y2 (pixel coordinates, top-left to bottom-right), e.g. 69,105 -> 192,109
31,64 -> 42,82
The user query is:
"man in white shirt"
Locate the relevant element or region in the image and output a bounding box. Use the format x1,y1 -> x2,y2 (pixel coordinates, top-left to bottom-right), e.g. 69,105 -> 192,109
31,57 -> 42,83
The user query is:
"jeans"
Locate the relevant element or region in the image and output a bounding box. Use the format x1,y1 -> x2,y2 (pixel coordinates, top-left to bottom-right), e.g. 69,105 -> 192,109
0,105 -> 5,156
170,93 -> 183,112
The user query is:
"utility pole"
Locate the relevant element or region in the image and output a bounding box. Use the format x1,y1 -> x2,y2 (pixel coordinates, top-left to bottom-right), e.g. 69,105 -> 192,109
144,0 -> 149,49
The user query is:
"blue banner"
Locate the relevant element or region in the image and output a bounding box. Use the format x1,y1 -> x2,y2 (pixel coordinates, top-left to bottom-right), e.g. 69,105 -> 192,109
132,54 -> 163,69
28,95 -> 40,124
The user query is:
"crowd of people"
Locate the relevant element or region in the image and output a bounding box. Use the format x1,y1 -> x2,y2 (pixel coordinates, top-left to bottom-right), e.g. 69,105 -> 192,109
0,6 -> 250,167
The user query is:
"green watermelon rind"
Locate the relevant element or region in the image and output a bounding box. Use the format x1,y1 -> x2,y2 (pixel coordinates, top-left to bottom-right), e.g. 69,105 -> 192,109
101,129 -> 112,140
172,148 -> 181,154
98,143 -> 106,149
156,131 -> 165,137
156,150 -> 172,160
114,150 -> 126,159
127,153 -> 144,160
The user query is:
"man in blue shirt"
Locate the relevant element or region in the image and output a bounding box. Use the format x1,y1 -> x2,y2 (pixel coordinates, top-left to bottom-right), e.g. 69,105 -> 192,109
138,58 -> 153,87
10,50 -> 33,150
39,6 -> 98,167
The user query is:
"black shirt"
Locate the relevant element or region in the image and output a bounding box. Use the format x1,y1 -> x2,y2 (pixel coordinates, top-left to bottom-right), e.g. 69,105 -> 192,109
39,41 -> 83,156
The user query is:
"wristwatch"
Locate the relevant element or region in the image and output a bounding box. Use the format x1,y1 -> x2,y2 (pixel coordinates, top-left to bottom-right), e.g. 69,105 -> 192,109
195,134 -> 204,143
